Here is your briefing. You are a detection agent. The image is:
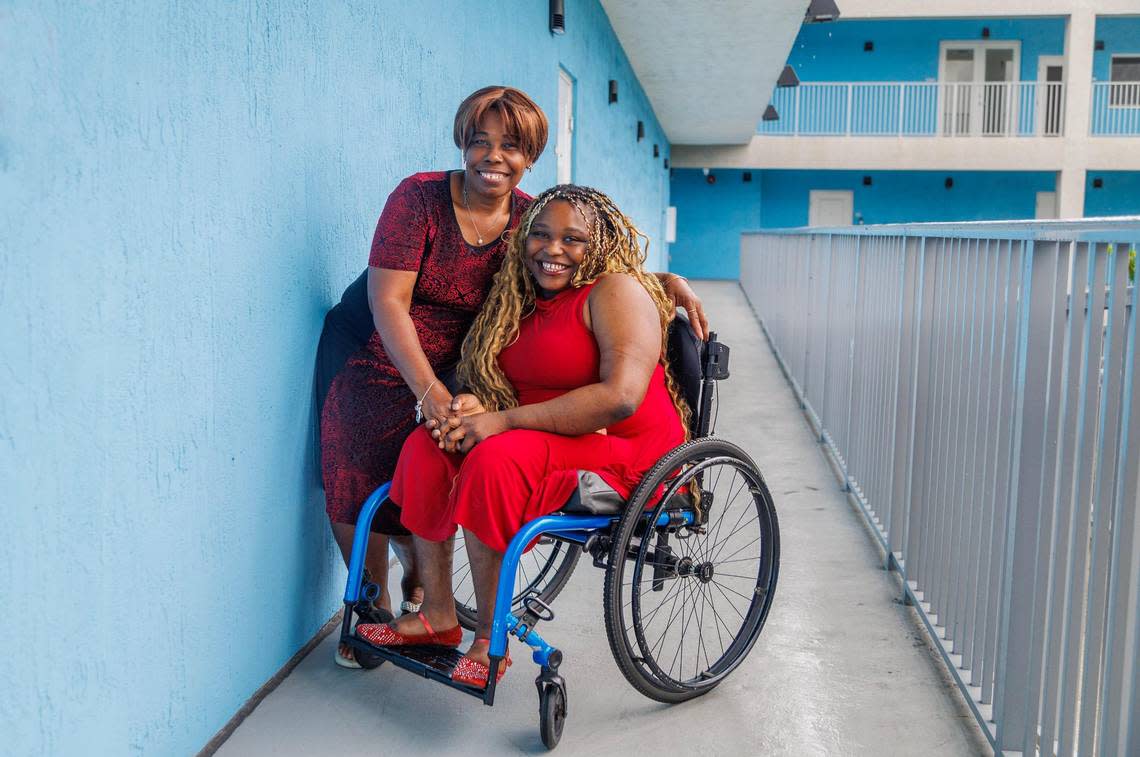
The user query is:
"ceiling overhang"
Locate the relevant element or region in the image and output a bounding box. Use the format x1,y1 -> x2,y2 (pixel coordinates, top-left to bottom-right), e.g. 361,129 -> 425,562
600,0 -> 810,145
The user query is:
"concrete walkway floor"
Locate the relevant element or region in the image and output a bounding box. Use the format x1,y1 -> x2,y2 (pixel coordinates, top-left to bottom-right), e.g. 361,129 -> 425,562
217,281 -> 990,756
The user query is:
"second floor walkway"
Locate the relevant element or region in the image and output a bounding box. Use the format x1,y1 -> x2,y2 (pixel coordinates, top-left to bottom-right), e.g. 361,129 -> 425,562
210,282 -> 991,756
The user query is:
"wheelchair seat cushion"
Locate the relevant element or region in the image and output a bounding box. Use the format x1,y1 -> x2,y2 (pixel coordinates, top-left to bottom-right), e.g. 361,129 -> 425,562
560,470 -> 626,515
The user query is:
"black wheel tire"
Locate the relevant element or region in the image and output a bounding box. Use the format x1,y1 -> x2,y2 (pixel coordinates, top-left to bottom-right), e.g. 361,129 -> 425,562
454,537 -> 582,631
539,682 -> 567,750
602,437 -> 780,704
352,644 -> 385,670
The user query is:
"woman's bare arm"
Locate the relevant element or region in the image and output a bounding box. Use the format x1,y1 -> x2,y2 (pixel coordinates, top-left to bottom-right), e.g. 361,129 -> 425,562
368,266 -> 453,423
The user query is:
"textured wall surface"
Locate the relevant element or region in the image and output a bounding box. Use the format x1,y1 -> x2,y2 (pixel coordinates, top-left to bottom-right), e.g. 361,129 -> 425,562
0,2 -> 667,754
1085,171 -> 1140,216
668,169 -> 762,280
786,17 -> 1067,83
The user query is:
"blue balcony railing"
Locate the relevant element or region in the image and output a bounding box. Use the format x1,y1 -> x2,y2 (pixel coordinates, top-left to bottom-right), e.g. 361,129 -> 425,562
758,81 -> 1066,138
1091,82 -> 1140,136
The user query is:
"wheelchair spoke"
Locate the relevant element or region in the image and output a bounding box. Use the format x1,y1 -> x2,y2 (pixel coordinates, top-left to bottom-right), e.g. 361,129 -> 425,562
707,578 -> 749,621
710,529 -> 762,566
700,581 -> 731,661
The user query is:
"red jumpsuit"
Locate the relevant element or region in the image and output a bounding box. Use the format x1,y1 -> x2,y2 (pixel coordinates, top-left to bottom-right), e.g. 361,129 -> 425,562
390,282 -> 686,552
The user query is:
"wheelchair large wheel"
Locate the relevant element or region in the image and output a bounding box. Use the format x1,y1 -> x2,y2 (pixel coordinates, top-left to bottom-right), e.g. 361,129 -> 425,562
453,533 -> 581,631
602,437 -> 779,703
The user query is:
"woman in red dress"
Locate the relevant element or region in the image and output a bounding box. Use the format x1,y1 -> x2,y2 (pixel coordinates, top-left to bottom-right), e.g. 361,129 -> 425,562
321,88 -> 708,667
357,185 -> 689,686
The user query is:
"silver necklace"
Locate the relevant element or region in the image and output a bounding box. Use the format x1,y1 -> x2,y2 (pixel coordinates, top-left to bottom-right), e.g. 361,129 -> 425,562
462,177 -> 500,245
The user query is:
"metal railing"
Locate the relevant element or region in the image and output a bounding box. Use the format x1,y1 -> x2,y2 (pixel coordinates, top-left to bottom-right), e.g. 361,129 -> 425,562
741,220 -> 1140,755
757,81 -> 1066,138
1091,82 -> 1140,136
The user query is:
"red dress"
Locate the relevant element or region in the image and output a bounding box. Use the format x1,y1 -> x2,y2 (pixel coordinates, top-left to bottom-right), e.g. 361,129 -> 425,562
391,282 -> 686,552
320,172 -> 531,528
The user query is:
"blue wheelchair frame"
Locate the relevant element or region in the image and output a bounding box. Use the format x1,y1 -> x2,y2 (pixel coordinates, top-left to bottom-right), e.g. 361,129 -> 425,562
339,322 -> 725,712
340,480 -> 693,705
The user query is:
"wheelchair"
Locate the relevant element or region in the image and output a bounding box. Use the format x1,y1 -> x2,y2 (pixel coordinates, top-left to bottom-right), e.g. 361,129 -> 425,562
338,319 -> 780,750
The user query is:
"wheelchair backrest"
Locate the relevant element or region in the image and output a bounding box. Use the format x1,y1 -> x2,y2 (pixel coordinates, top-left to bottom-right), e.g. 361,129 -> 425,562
666,310 -> 730,438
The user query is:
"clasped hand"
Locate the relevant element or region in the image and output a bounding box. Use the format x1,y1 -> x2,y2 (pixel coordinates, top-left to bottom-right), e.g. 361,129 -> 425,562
425,393 -> 507,454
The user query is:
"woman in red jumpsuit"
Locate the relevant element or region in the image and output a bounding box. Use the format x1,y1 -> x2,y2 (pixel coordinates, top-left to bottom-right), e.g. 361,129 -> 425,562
357,185 -> 689,687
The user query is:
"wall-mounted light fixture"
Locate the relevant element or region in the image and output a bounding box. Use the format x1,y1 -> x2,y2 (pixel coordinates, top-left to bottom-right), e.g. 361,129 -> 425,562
805,0 -> 841,23
608,80 -> 618,104
653,144 -> 659,157
1095,39 -> 1106,51
1093,177 -> 1104,188
863,40 -> 874,52
637,120 -> 645,141
862,175 -> 872,186
664,158 -> 670,170
777,65 -> 800,87
981,27 -> 990,39
945,177 -> 954,189
549,0 -> 566,34
743,171 -> 753,183
762,104 -> 779,121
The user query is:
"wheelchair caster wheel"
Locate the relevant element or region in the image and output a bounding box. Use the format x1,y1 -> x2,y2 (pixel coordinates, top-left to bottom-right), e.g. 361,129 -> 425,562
353,647 -> 384,670
538,681 -> 566,749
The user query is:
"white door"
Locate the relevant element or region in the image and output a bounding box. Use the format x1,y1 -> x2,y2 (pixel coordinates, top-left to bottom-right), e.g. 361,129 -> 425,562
940,42 -> 1020,136
556,70 -> 574,185
808,190 -> 854,227
1035,191 -> 1058,219
1037,56 -> 1065,137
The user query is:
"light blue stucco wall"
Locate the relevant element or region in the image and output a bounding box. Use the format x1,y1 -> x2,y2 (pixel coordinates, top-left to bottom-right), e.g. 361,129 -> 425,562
669,169 -> 1055,277
786,17 -> 1066,83
0,2 -> 667,754
668,170 -> 762,280
1093,16 -> 1140,80
1085,171 -> 1140,217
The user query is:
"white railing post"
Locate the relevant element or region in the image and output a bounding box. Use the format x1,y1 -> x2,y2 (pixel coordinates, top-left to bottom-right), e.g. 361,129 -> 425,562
898,83 -> 906,136
845,83 -> 853,136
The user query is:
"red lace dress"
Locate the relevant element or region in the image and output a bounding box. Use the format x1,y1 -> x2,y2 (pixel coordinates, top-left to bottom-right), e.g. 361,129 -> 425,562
320,172 -> 531,529
391,282 -> 686,552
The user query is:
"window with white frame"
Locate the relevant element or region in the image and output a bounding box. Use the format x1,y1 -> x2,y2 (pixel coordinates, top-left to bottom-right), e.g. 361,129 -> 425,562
1109,55 -> 1140,107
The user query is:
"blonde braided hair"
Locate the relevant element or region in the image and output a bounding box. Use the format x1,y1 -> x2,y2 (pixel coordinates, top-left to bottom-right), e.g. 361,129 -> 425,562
457,184 -> 690,435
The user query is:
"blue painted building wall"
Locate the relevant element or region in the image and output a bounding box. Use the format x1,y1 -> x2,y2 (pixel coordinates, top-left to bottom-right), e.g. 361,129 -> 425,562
0,1 -> 668,754
1084,171 -> 1140,217
1090,16 -> 1140,135
670,169 -> 1056,276
785,17 -> 1066,83
669,170 -> 763,279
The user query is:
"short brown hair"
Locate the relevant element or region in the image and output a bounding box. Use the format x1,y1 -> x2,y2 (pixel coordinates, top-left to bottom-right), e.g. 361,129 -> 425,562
453,86 -> 549,165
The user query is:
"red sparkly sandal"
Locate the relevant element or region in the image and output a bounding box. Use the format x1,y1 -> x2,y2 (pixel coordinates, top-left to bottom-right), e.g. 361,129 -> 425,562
356,611 -> 463,649
450,638 -> 512,688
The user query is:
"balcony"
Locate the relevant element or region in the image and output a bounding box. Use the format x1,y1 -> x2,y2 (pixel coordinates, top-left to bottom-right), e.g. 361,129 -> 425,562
1091,81 -> 1140,135
758,81 -> 1066,138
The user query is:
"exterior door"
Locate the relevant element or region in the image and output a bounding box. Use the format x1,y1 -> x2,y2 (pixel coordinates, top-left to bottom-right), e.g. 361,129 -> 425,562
808,190 -> 854,227
1035,191 -> 1058,219
940,42 -> 1019,136
556,69 -> 574,185
1037,56 -> 1065,136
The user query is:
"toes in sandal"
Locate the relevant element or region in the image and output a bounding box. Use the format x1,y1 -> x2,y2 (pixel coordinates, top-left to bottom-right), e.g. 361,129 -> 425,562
357,611 -> 462,648
336,600 -> 395,668
450,639 -> 512,688
335,645 -> 362,669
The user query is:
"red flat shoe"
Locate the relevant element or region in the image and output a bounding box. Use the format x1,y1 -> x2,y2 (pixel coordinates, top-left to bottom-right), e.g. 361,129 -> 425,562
450,639 -> 512,688
356,611 -> 462,649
